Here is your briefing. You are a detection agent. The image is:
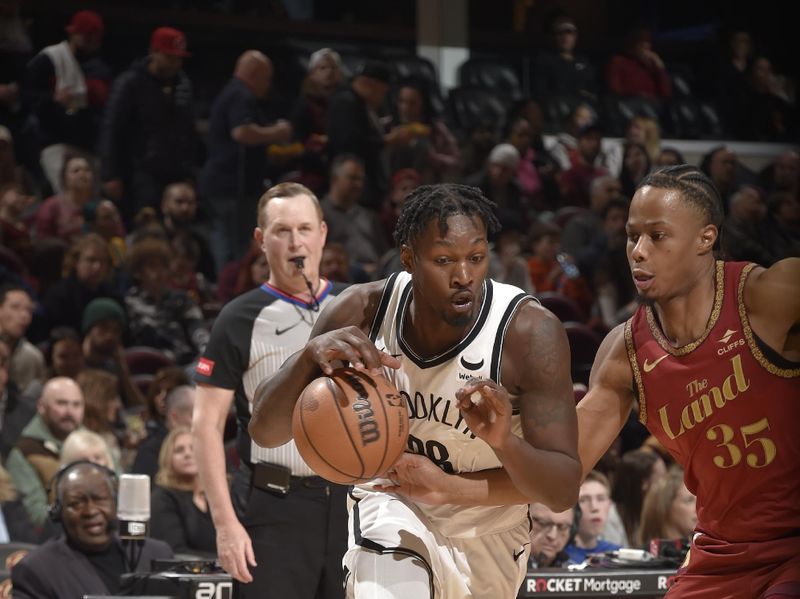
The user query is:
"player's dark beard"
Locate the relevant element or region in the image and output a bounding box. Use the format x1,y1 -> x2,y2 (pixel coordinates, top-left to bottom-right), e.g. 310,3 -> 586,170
442,311 -> 472,327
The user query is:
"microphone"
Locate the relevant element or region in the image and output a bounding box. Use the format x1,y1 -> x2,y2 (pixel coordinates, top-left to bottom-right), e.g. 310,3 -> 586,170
118,474 -> 150,540
291,256 -> 320,311
118,474 -> 150,572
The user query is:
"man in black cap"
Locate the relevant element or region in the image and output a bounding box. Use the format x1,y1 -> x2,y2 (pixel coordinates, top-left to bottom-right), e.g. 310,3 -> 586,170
326,59 -> 410,209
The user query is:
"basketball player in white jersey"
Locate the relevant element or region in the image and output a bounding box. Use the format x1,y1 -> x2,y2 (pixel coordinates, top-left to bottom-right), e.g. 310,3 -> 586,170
250,183 -> 581,598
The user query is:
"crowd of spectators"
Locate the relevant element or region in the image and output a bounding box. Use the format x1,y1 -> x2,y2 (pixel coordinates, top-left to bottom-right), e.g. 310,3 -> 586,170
0,4 -> 797,596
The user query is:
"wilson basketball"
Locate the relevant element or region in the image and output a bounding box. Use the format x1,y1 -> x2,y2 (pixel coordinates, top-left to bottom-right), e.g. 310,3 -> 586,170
292,367 -> 409,484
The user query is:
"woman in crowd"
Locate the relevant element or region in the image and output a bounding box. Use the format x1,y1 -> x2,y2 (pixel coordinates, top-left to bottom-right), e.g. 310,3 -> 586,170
40,232 -> 120,335
611,448 -> 668,547
151,427 -> 216,557
59,429 -> 116,472
75,368 -> 125,470
130,366 -> 190,477
34,152 -> 97,244
639,467 -> 697,545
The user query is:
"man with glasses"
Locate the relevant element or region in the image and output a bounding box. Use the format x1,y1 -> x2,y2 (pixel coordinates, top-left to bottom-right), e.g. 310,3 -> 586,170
528,503 -> 577,568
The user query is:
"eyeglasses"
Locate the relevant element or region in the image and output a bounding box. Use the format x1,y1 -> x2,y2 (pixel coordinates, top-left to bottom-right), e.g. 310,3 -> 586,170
531,516 -> 571,534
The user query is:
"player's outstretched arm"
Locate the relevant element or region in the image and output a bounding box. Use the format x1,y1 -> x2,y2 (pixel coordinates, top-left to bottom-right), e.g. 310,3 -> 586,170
576,324 -> 635,479
744,257 -> 800,360
457,301 -> 581,511
249,281 -> 399,448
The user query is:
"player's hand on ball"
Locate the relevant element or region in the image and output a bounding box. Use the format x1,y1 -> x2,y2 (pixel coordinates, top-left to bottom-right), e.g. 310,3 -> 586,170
305,326 -> 401,375
373,453 -> 452,505
455,379 -> 513,450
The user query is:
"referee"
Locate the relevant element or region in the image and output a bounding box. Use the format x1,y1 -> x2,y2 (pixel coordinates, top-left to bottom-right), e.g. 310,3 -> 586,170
193,182 -> 349,598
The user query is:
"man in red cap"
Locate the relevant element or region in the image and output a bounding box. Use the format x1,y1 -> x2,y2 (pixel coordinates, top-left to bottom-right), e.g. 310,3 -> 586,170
100,26 -> 195,228
22,9 -> 111,193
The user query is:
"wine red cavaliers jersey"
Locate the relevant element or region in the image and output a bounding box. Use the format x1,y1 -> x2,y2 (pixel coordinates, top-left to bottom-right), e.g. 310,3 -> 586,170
625,260 -> 800,543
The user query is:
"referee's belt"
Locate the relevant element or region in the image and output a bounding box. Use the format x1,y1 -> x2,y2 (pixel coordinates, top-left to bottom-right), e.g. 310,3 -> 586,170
249,461 -> 330,495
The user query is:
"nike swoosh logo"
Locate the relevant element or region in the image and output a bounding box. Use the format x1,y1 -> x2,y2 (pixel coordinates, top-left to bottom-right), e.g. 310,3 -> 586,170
275,321 -> 302,335
460,357 -> 484,370
642,354 -> 669,373
513,543 -> 530,562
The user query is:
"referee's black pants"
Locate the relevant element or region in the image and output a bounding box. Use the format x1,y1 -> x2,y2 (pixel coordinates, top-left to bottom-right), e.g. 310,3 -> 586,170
231,463 -> 349,599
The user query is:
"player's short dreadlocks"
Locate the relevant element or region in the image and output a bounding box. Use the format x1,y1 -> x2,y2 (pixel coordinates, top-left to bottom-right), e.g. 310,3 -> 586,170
393,183 -> 501,248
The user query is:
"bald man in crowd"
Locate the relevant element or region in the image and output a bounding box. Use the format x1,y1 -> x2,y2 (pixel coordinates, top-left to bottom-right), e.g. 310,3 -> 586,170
5,376 -> 85,527
199,49 -> 293,272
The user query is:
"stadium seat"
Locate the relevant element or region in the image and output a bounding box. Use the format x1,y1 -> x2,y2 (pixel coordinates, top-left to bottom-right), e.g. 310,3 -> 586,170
603,95 -> 664,137
563,321 -> 603,385
447,86 -> 511,135
124,346 -> 175,376
538,292 -> 584,323
457,58 -> 522,100
554,205 -> 587,229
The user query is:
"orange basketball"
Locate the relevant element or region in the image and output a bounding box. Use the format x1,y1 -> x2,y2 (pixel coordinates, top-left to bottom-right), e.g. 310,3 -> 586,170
292,367 -> 409,484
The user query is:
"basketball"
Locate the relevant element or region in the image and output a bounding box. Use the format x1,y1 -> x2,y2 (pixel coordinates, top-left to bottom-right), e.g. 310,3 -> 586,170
292,367 -> 409,484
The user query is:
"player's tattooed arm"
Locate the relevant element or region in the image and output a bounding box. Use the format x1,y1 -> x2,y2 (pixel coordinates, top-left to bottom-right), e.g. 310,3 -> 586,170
459,300 -> 581,510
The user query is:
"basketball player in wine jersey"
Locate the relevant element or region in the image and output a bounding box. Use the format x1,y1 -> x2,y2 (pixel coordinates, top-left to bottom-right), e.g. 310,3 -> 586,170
576,165 -> 800,598
251,183 -> 581,598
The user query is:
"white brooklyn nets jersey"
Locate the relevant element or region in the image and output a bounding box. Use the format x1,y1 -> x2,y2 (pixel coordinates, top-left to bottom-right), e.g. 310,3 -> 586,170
366,271 -> 535,538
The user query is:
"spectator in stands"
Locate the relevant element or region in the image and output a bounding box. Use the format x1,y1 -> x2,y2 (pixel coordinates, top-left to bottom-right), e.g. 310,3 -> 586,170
606,24 -> 671,102
39,232 -> 120,338
465,142 -> 525,232
151,426 -> 215,557
80,297 -> 145,408
0,336 -> 37,461
124,238 -> 209,366
34,150 -> 97,243
604,115 -> 661,177
45,326 -> 84,380
743,55 -> 797,142
168,232 -> 214,307
700,145 -> 746,212
290,47 -> 344,194
199,50 -> 290,273
533,14 -> 598,102
655,146 -> 686,168
722,185 -> 775,266
593,198 -> 637,330
526,220 -> 593,317
459,118 -> 498,179
160,182 -> 215,284
320,153 -> 388,277
764,192 -> 800,260
548,102 -> 596,172
22,10 -> 110,194
88,199 -> 126,268
5,376 -> 84,527
528,502 -> 575,568
759,150 -> 799,199
327,59 -> 408,209
320,242 -> 353,284
561,175 -> 623,278
59,428 -> 114,470
379,167 -> 421,244
384,77 -> 460,184
557,122 -> 610,208
619,142 -> 652,199
101,27 -> 195,226
640,467 -> 697,546
11,461 -> 172,597
0,283 -> 44,391
230,240 -> 270,300
0,181 -> 34,264
75,368 -> 124,469
131,372 -> 191,477
0,462 -> 39,544
493,229 -> 533,292
714,30 -> 754,140
565,470 -> 622,562
0,0 -> 33,160
611,448 -> 667,547
506,98 -> 562,210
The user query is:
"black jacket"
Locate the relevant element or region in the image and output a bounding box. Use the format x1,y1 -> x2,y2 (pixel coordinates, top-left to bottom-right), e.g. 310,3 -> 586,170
11,535 -> 172,598
100,57 -> 195,183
